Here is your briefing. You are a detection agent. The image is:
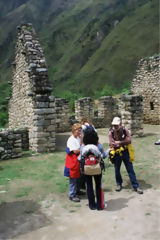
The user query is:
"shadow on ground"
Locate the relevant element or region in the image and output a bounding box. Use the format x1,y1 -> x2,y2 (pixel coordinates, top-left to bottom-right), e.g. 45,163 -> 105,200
140,133 -> 158,137
106,197 -> 134,211
123,179 -> 152,190
0,200 -> 51,240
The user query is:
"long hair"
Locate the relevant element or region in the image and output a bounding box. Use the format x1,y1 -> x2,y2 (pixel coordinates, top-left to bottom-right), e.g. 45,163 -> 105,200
83,128 -> 99,145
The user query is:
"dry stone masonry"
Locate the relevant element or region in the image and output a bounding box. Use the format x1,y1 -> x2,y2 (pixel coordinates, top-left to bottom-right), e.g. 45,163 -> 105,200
9,23 -> 56,153
97,96 -> 118,127
131,55 -> 160,124
75,97 -> 94,122
75,96 -> 118,128
55,98 -> 71,132
0,128 -> 28,160
3,22 -> 154,160
119,94 -> 144,137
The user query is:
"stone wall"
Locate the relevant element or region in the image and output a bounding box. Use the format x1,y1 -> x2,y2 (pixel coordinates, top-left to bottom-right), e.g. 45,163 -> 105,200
9,23 -> 55,153
131,55 -> 160,124
6,22 -> 151,158
0,128 -> 29,160
74,96 -> 118,128
119,94 -> 144,137
55,98 -> 71,132
75,97 -> 94,122
97,96 -> 118,127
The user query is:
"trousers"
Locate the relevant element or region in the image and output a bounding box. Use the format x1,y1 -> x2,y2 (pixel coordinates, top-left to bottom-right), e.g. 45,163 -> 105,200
85,174 -> 104,209
69,178 -> 78,198
113,149 -> 139,188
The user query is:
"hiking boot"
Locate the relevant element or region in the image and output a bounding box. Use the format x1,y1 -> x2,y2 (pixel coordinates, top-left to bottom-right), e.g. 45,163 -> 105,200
69,196 -> 80,202
116,185 -> 122,192
134,187 -> 143,194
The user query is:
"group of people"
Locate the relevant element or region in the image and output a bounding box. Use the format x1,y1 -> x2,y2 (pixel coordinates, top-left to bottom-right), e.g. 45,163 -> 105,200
64,117 -> 143,211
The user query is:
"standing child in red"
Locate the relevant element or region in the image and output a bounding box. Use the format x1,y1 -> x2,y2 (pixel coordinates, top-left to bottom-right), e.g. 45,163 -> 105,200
64,123 -> 82,202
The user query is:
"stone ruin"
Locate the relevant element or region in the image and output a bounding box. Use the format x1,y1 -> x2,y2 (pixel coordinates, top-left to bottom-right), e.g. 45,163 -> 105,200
0,23 -> 150,160
8,23 -> 56,153
55,98 -> 70,133
0,128 -> 29,160
75,96 -> 117,128
131,55 -> 160,125
119,95 -> 143,137
75,95 -> 143,136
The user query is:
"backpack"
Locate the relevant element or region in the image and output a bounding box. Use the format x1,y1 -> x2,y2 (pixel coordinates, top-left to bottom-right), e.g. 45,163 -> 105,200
83,153 -> 101,175
80,145 -> 105,175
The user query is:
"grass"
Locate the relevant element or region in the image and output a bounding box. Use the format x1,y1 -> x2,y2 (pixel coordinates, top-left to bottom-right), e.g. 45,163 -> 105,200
0,151 -> 69,202
0,125 -> 159,205
15,187 -> 32,198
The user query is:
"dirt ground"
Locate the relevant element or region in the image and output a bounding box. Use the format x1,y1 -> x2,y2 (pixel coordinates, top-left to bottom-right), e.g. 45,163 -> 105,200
0,125 -> 160,240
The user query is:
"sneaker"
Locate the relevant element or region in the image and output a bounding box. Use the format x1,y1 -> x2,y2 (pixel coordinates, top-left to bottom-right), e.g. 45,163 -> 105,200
155,140 -> 160,145
104,202 -> 107,209
116,185 -> 122,192
134,187 -> 143,194
69,196 -> 80,202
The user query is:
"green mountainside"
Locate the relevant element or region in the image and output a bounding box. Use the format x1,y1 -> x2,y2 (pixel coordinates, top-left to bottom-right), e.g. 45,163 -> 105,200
0,0 -> 159,127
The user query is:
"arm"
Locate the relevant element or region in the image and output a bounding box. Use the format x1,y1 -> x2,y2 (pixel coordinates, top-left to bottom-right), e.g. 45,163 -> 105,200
108,131 -> 116,148
109,128 -> 131,148
114,129 -> 131,147
98,142 -> 109,158
67,135 -> 80,155
119,128 -> 131,146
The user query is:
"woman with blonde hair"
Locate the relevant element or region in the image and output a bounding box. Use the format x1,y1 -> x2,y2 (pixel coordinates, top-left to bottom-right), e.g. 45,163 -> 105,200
64,123 -> 82,202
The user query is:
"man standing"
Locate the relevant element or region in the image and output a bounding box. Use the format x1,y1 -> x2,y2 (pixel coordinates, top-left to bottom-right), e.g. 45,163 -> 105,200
108,117 -> 143,194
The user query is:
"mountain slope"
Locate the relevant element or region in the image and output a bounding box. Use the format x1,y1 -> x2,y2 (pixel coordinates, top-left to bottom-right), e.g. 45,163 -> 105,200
0,0 -> 159,127
45,0 -> 158,97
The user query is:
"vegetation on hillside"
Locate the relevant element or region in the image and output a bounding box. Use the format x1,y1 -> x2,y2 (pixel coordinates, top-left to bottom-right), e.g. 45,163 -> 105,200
0,0 -> 159,127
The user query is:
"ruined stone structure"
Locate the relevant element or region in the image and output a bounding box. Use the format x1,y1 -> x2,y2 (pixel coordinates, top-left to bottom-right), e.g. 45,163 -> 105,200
0,128 -> 29,160
75,96 -> 118,128
75,97 -> 94,122
131,55 -> 160,124
3,23 -> 149,159
97,96 -> 118,127
119,94 -> 144,136
9,23 -> 56,152
55,98 -> 71,132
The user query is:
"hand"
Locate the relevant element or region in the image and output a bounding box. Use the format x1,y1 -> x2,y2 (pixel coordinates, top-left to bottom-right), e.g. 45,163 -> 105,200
73,150 -> 80,155
115,141 -> 121,146
109,147 -> 114,150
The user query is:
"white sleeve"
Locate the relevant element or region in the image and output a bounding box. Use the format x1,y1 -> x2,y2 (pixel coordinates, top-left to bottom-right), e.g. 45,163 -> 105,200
67,136 -> 80,151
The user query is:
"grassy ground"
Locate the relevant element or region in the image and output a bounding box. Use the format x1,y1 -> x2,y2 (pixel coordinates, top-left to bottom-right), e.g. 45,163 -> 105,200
0,125 -> 159,205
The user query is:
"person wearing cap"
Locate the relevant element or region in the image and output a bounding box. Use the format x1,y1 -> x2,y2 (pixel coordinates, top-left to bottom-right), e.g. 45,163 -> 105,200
64,123 -> 82,202
108,117 -> 143,194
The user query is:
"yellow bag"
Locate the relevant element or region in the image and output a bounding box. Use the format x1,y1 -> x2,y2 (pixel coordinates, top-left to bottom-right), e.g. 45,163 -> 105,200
128,144 -> 135,162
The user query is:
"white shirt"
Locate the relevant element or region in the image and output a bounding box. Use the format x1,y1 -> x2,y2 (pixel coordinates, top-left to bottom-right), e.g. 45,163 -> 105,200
67,135 -> 81,151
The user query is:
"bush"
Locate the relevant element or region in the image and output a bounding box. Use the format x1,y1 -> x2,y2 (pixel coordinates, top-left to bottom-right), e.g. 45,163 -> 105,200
61,90 -> 82,113
99,84 -> 114,97
0,112 -> 8,128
